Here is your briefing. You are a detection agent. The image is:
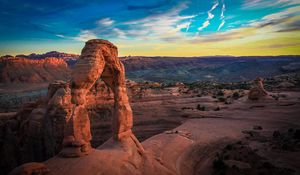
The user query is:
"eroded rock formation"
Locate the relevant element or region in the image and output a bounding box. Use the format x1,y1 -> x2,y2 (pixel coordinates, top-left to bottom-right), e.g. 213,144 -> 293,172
0,57 -> 70,83
43,80 -> 72,158
248,77 -> 268,100
0,80 -> 114,174
3,39 -> 144,174
60,39 -> 142,157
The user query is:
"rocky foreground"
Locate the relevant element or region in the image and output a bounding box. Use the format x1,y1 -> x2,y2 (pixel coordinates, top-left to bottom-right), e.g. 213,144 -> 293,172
1,74 -> 299,175
43,91 -> 300,175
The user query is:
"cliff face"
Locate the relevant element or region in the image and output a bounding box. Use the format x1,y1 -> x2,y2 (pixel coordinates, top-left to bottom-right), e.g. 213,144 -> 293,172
0,57 -> 70,83
25,51 -> 78,60
24,51 -> 79,65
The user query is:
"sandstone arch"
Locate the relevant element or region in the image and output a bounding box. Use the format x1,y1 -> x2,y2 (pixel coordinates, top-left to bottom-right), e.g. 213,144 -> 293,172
60,39 -> 138,157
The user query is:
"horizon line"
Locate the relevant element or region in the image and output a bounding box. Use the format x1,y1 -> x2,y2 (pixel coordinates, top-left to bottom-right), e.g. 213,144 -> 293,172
1,51 -> 300,58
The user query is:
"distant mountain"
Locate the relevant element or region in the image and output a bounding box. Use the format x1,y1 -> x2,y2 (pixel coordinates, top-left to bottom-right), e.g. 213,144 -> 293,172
0,57 -> 70,83
1,53 -> 300,83
16,51 -> 79,65
120,56 -> 300,83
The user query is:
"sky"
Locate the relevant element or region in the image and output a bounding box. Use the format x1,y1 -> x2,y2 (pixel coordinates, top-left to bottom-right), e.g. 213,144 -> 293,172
0,0 -> 300,56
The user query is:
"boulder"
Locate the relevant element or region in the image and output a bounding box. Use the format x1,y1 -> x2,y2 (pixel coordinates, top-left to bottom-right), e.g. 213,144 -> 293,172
248,77 -> 268,100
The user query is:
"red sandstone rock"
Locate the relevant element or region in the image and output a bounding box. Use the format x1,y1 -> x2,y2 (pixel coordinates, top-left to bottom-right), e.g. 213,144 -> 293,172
4,39 -> 143,173
43,80 -> 73,158
61,39 -> 138,157
0,57 -> 70,83
9,162 -> 49,175
0,78 -> 116,173
248,77 -> 268,100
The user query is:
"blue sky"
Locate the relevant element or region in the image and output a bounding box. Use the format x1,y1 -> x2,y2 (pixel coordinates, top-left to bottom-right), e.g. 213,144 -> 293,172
0,0 -> 300,56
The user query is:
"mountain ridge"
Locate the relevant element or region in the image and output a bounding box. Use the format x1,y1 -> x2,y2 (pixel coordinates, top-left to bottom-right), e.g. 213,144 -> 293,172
0,57 -> 70,83
1,52 -> 300,83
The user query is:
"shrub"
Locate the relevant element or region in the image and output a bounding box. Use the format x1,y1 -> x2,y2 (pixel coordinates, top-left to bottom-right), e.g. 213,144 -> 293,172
232,92 -> 240,99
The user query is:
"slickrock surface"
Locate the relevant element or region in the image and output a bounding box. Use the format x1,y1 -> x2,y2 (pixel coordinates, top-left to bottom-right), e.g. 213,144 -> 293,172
9,162 -> 49,175
44,91 -> 300,175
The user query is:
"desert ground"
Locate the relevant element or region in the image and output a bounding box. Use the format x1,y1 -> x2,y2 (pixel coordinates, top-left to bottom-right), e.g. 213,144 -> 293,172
1,73 -> 300,175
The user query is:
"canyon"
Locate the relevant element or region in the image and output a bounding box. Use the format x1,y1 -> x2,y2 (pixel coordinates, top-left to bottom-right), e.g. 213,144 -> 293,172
1,54 -> 300,84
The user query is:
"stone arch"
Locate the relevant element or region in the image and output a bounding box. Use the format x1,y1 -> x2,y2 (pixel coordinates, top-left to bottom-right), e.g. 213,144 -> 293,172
60,39 -> 135,157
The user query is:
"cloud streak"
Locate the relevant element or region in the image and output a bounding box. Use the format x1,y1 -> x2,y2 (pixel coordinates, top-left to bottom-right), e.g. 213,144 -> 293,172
1,0 -> 300,56
243,0 -> 300,9
57,30 -> 97,42
73,30 -> 97,41
218,0 -> 226,31
114,2 -> 195,41
198,0 -> 219,31
97,18 -> 114,26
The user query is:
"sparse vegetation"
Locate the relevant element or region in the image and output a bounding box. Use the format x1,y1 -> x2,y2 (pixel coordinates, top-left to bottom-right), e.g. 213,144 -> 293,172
232,92 -> 240,99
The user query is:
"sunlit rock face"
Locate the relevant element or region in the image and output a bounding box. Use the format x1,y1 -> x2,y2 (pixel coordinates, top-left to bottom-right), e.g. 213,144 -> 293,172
1,39 -> 144,173
0,57 -> 70,83
60,39 -> 138,157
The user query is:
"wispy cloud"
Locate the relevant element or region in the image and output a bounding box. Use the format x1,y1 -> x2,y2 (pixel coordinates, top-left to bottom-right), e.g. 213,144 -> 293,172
57,1 -> 300,45
264,42 -> 300,48
63,2 -> 195,42
56,30 -> 97,42
185,19 -> 192,32
96,18 -> 114,26
218,0 -> 226,31
118,2 -> 195,41
55,34 -> 65,38
243,0 -> 300,9
74,30 -> 97,41
190,6 -> 300,45
248,6 -> 300,32
112,28 -> 127,39
277,19 -> 300,32
198,0 -> 219,31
